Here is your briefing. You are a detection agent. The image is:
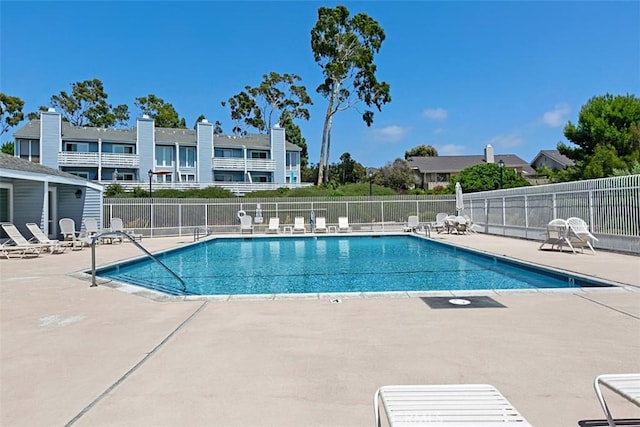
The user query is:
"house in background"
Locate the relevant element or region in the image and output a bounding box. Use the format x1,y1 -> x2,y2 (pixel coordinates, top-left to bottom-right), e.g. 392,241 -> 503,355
407,145 -> 536,189
0,153 -> 103,240
13,109 -> 305,195
531,149 -> 575,172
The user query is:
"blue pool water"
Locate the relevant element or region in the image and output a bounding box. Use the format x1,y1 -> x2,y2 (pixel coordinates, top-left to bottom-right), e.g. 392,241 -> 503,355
97,235 -> 612,296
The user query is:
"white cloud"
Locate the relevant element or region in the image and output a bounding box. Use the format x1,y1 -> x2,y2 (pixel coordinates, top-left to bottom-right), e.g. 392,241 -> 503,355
542,103 -> 571,127
370,125 -> 410,143
486,133 -> 524,149
433,128 -> 445,135
422,107 -> 448,121
438,144 -> 466,155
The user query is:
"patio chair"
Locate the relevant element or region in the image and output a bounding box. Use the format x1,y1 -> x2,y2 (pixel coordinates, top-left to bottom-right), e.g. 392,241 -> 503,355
25,223 -> 70,254
0,223 -> 44,258
567,217 -> 598,254
58,218 -> 90,249
240,215 -> 253,234
293,216 -> 306,234
338,216 -> 352,233
265,217 -> 280,234
463,215 -> 478,233
108,217 -> 142,242
315,216 -> 328,233
594,373 -> 640,427
453,215 -> 468,234
374,384 -> 532,426
403,215 -> 420,232
432,212 -> 448,234
443,215 -> 458,234
84,218 -> 100,237
539,218 -> 572,252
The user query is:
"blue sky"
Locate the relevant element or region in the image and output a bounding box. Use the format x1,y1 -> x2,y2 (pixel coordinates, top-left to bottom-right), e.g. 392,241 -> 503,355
2,1 -> 639,167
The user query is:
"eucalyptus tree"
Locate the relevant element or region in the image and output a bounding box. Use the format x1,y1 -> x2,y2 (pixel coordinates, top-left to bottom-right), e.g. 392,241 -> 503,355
222,72 -> 312,134
405,144 -> 438,159
135,94 -> 186,128
28,79 -> 129,127
311,5 -> 391,184
0,93 -> 25,136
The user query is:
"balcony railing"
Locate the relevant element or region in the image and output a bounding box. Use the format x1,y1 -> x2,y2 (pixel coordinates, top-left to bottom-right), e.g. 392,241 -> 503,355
58,152 -> 140,167
212,158 -> 275,171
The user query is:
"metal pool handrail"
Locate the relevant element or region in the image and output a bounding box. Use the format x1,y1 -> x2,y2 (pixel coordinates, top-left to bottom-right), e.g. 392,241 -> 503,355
89,231 -> 186,291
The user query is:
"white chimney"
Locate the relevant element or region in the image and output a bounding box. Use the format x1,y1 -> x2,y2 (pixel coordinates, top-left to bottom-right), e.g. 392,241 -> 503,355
484,144 -> 494,164
47,107 -> 56,112
202,119 -> 208,124
142,114 -> 150,119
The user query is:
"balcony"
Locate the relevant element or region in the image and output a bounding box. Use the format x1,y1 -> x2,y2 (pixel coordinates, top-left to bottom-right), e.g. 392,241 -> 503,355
58,152 -> 140,167
213,158 -> 275,172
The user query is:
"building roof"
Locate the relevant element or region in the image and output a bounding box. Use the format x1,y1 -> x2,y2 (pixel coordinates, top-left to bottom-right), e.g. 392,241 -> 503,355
408,154 -> 536,175
531,149 -> 575,167
14,119 -> 302,151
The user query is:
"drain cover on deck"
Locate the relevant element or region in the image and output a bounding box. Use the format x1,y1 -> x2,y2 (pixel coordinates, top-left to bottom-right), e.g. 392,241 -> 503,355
421,296 -> 506,309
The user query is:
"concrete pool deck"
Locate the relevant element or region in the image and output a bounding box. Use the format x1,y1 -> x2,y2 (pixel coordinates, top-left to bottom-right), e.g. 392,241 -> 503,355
1,232 -> 639,426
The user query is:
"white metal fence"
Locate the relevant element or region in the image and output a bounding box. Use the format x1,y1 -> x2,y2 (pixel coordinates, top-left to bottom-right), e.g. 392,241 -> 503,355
104,175 -> 640,254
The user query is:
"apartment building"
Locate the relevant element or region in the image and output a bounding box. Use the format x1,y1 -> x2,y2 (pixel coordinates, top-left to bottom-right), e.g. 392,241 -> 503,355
13,109 -> 303,193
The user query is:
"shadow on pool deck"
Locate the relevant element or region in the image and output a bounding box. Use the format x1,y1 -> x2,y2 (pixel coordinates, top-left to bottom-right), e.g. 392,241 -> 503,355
1,232 -> 639,427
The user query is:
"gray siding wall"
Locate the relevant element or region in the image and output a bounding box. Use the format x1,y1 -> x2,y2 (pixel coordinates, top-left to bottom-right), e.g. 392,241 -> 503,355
271,127 -> 286,184
40,111 -> 62,169
81,187 -> 103,231
197,121 -> 213,182
57,187 -> 88,239
11,180 -> 45,237
137,117 -> 155,181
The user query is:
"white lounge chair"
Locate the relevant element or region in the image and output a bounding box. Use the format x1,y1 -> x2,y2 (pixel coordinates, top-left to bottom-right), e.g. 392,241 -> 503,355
293,216 -> 306,234
266,217 -> 280,234
315,217 -> 328,233
338,216 -> 352,233
594,373 -> 640,427
240,215 -> 253,234
25,223 -> 70,254
403,215 -> 420,232
567,217 -> 598,254
539,218 -> 571,252
374,384 -> 532,426
453,215 -> 468,234
1,223 -> 44,258
59,218 -> 90,249
84,218 -> 100,237
432,212 -> 448,234
109,217 -> 141,242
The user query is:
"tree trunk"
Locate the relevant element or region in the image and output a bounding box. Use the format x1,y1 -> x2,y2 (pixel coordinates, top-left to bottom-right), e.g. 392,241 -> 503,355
317,95 -> 335,185
323,114 -> 334,183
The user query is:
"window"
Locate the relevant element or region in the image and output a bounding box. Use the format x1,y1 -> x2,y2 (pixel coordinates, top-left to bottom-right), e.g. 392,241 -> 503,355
251,151 -> 268,159
70,172 -> 90,179
180,174 -> 196,182
112,145 -> 134,154
18,139 -> 40,163
0,184 -> 12,223
179,146 -> 196,167
286,152 -> 299,167
214,148 -> 241,158
155,146 -> 174,166
65,142 -> 89,152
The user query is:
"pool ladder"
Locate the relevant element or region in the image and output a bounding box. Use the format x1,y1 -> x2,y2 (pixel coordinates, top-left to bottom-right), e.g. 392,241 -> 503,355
88,231 -> 186,292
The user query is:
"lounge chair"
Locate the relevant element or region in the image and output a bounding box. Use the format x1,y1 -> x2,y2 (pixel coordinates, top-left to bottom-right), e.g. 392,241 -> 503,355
443,215 -> 458,234
293,216 -> 306,234
240,215 -> 253,234
539,218 -> 571,252
453,215 -> 468,234
594,373 -> 640,427
109,217 -> 141,242
59,218 -> 90,249
266,217 -> 280,234
338,216 -> 352,233
315,217 -> 328,233
25,223 -> 70,254
84,218 -> 100,237
567,217 -> 598,254
0,223 -> 44,258
463,215 -> 477,233
403,215 -> 420,232
374,384 -> 532,426
432,212 -> 448,234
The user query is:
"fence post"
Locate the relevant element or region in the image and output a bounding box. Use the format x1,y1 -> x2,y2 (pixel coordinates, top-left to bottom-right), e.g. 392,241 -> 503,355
178,203 -> 182,237
150,201 -> 154,238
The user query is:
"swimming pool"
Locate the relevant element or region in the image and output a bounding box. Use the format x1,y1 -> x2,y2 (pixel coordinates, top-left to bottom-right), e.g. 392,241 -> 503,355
96,235 -> 613,297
